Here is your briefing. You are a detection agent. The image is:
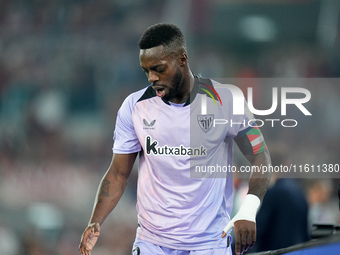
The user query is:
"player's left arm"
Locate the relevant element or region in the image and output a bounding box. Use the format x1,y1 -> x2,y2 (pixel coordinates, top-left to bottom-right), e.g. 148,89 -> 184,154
234,125 -> 272,199
243,150 -> 271,200
222,126 -> 271,255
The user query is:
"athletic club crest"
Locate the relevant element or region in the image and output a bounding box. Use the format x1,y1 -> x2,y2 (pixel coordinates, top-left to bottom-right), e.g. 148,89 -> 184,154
197,114 -> 214,133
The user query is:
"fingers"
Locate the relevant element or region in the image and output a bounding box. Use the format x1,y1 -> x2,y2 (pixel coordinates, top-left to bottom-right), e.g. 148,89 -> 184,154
79,236 -> 92,255
79,223 -> 101,255
221,220 -> 234,238
78,242 -> 91,255
234,220 -> 256,255
234,227 -> 242,255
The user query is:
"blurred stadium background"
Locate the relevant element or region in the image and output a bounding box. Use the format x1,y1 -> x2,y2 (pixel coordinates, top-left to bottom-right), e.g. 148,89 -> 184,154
0,0 -> 339,254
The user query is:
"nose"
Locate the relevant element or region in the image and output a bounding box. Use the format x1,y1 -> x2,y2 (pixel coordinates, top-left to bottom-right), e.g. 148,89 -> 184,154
148,71 -> 159,83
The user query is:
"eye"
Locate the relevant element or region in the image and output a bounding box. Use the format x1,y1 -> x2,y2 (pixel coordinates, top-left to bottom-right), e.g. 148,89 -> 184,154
156,67 -> 165,73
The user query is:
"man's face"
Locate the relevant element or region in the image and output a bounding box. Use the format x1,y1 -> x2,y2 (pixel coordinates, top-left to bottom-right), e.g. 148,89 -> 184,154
139,45 -> 185,102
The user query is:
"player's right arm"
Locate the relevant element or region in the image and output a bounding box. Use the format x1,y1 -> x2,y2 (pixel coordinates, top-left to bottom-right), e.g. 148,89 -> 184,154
78,152 -> 137,255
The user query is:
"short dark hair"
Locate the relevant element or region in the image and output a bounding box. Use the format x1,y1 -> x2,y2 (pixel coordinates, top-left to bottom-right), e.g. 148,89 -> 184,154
138,23 -> 187,54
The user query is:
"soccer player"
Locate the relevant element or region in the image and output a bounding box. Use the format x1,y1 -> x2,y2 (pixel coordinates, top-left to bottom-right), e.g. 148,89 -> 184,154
79,23 -> 271,255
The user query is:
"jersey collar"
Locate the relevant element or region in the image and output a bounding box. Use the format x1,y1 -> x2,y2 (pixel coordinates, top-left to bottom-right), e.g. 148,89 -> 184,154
161,75 -> 213,107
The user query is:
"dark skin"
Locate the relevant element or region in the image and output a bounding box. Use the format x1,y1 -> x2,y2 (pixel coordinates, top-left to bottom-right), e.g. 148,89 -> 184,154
78,153 -> 137,255
79,45 -> 271,255
224,150 -> 272,255
140,45 -> 195,104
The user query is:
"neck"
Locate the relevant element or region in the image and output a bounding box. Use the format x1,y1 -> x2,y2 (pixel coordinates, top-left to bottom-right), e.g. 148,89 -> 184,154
169,71 -> 195,104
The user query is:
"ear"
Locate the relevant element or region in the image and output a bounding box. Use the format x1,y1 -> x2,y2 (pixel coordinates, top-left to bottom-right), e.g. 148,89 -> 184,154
179,53 -> 188,66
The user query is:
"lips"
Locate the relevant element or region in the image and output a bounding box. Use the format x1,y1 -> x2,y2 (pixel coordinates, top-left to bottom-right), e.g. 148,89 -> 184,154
152,85 -> 166,98
156,88 -> 165,97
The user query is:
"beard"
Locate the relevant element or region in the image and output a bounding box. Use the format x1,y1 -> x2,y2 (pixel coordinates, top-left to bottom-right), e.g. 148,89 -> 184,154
162,67 -> 184,102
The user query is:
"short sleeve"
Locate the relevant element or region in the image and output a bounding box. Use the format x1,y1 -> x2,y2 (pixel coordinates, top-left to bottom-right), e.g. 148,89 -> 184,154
231,98 -> 254,137
212,81 -> 254,138
112,94 -> 142,154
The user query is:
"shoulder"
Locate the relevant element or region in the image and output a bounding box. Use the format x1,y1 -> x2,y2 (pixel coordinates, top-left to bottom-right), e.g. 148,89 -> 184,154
120,85 -> 155,111
210,79 -> 241,99
195,76 -> 236,103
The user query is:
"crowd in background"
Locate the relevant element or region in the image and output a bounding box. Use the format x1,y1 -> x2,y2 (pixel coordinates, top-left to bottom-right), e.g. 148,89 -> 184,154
0,0 -> 339,254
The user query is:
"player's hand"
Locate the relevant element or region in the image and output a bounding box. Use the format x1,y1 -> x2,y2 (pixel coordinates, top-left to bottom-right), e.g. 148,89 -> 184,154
79,222 -> 100,255
221,194 -> 260,255
222,219 -> 256,255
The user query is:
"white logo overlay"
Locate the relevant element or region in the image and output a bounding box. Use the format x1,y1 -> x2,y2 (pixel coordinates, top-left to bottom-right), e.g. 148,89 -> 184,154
200,82 -> 312,128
